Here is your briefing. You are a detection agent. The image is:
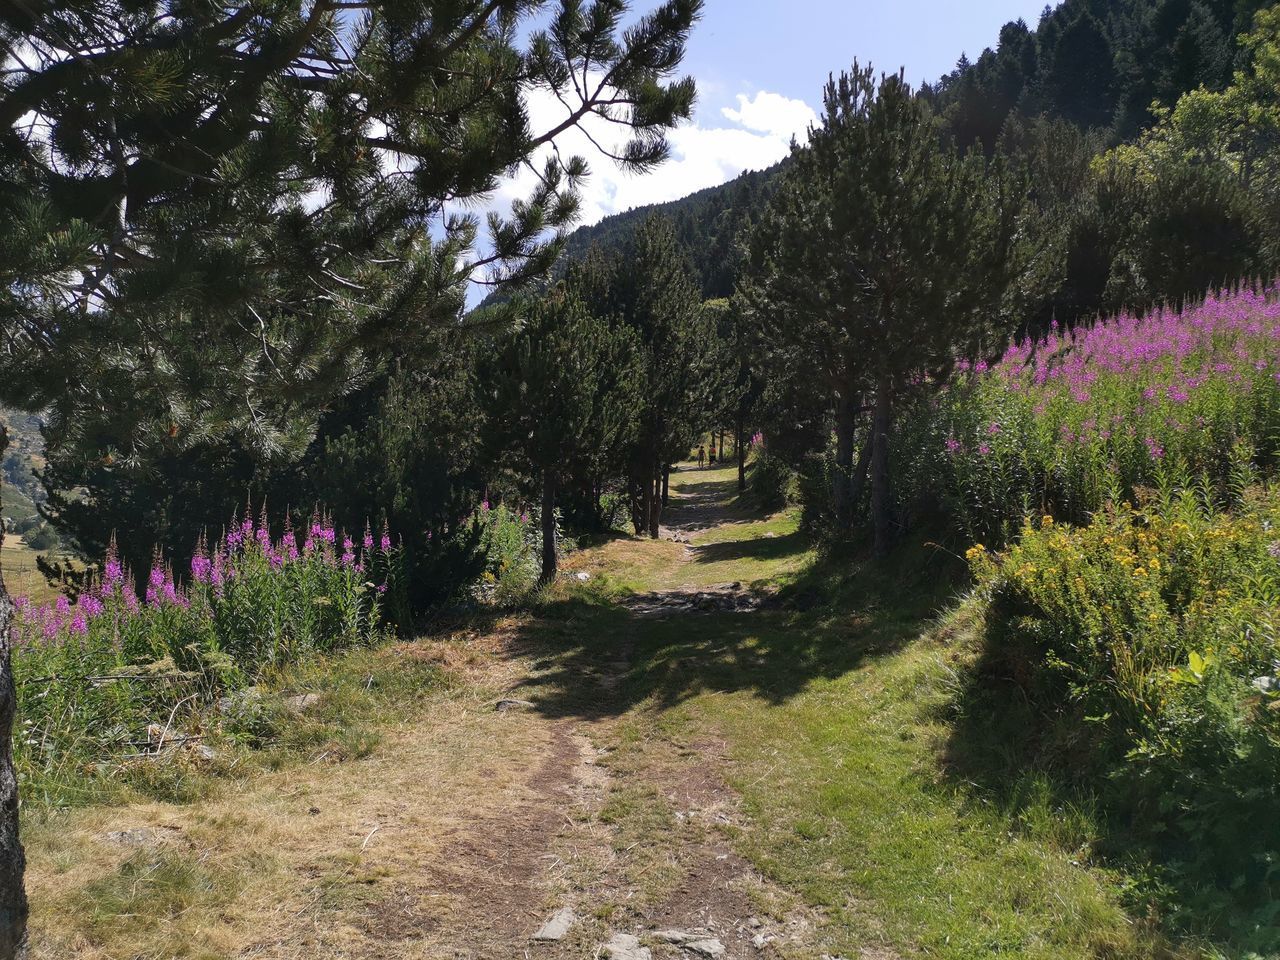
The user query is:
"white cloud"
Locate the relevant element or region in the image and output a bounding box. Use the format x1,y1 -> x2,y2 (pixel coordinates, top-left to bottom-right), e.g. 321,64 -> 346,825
472,83 -> 819,281
721,90 -> 818,142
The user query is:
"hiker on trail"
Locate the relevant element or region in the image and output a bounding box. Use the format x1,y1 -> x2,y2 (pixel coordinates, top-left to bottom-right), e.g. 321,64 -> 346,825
697,445 -> 706,468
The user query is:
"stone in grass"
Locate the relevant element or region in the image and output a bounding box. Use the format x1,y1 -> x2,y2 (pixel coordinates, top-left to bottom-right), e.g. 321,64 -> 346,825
284,693 -> 322,714
495,698 -> 535,712
531,907 -> 577,942
602,933 -> 652,960
102,828 -> 163,848
686,940 -> 726,958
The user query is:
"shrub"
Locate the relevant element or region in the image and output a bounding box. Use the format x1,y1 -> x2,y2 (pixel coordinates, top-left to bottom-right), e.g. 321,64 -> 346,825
750,446 -> 796,511
465,500 -> 544,606
12,510 -> 401,783
900,286 -> 1280,543
969,488 -> 1280,936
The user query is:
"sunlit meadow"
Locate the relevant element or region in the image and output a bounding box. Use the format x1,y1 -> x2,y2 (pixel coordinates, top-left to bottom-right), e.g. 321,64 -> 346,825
901,286 -> 1280,541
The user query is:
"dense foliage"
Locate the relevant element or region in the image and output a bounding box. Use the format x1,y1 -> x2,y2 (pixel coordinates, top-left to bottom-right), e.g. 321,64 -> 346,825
902,287 -> 1280,542
741,64 -> 1043,553
569,217 -> 721,537
3,0 -> 703,583
485,290 -> 641,579
969,489 -> 1280,944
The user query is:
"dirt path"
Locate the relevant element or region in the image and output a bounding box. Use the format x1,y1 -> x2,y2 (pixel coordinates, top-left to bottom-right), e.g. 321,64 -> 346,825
394,465 -> 814,957
27,464 -> 819,959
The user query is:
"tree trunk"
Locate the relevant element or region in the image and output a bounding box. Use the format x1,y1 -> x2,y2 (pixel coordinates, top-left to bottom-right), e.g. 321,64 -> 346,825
833,390 -> 856,527
661,465 -> 670,507
848,431 -> 873,515
736,414 -> 746,492
0,426 -> 28,960
717,431 -> 724,461
640,468 -> 654,539
647,463 -> 662,538
590,477 -> 603,530
870,377 -> 895,558
630,473 -> 645,536
540,472 -> 557,583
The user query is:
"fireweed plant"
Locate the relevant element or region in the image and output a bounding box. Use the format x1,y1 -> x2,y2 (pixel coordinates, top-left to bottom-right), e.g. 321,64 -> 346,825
11,509 -> 402,790
466,500 -> 547,606
900,286 -> 1280,543
931,287 -> 1280,940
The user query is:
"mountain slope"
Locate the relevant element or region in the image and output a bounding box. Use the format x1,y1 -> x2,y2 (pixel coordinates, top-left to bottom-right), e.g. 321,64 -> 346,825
480,0 -> 1269,300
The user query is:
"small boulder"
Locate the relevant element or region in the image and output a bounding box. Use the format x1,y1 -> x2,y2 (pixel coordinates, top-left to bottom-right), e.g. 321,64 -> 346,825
602,933 -> 651,960
687,940 -> 726,958
495,698 -> 535,712
531,907 -> 576,942
653,930 -> 712,944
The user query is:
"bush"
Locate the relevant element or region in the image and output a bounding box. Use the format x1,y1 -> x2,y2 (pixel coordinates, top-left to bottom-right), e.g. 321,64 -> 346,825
969,487 -> 1280,938
900,287 -> 1280,544
750,448 -> 796,511
22,523 -> 59,551
12,510 -> 401,783
465,500 -> 544,606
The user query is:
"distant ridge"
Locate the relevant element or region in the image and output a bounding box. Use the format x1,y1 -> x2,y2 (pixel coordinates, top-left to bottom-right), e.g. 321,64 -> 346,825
480,0 -> 1269,309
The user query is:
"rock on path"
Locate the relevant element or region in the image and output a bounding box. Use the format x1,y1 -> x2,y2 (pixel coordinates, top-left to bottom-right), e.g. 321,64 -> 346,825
531,906 -> 576,941
602,933 -> 652,960
622,582 -> 766,618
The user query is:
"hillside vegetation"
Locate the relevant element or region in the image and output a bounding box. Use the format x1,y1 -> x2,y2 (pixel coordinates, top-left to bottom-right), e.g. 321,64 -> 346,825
6,0 -> 1280,958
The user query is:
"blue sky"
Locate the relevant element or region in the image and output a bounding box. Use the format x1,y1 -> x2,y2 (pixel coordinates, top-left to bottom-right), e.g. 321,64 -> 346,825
476,0 -> 1056,299
686,0 -> 1054,120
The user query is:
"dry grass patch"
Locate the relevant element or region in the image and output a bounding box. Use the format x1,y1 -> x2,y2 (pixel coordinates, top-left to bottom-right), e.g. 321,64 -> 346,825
24,643 -> 565,960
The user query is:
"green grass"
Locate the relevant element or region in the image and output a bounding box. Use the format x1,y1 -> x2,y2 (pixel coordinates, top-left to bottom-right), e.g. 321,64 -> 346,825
75,849 -> 240,959
568,462 -> 814,595
19,643 -> 447,815
531,537 -> 1181,958
2,534 -> 72,604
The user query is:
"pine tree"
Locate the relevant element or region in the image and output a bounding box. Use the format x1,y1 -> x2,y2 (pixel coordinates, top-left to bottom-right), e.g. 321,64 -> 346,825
485,290 -> 641,581
580,216 -> 715,536
746,65 -> 1046,554
0,2 -> 703,952
1042,10 -> 1119,130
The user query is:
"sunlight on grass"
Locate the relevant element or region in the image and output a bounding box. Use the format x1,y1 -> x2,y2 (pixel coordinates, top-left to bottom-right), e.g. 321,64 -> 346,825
569,562 -> 1178,959
565,461 -> 814,594
2,535 -> 70,604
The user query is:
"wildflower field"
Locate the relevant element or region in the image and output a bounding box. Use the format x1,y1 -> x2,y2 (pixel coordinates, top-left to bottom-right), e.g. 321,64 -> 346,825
902,287 -> 1280,542
920,288 -> 1280,944
12,510 -> 401,801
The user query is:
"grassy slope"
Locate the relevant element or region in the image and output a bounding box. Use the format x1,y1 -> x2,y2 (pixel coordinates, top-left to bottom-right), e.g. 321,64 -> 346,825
21,462 -> 1191,958
545,463 -> 1169,958
3,536 -> 64,604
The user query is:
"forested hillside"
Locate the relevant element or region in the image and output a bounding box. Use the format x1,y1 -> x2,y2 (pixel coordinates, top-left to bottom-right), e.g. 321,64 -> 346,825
481,160 -> 781,305
496,0 -> 1273,304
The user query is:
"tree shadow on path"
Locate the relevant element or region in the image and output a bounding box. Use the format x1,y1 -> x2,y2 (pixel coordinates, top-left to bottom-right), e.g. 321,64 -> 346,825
511,542 -> 964,723
688,530 -> 808,568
